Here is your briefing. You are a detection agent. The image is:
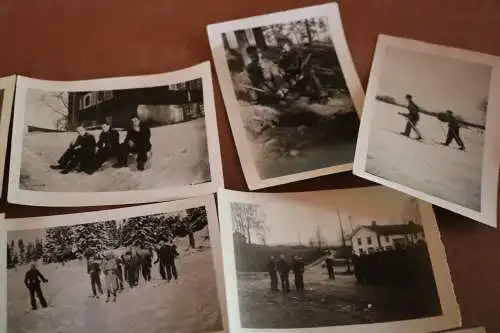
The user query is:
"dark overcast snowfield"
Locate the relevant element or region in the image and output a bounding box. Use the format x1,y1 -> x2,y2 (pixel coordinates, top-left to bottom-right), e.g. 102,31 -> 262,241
366,102 -> 484,211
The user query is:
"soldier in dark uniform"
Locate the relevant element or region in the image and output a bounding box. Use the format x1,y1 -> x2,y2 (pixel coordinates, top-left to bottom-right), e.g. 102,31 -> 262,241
93,122 -> 120,170
165,240 -> 179,281
115,256 -> 124,291
439,110 -> 465,150
87,256 -> 103,298
292,255 -> 305,291
324,251 -> 335,279
24,263 -> 48,310
140,249 -> 152,282
114,116 -> 152,171
50,125 -> 97,174
277,254 -> 290,293
155,241 -> 167,280
277,37 -> 324,103
400,94 -> 423,140
245,45 -> 287,104
266,255 -> 279,291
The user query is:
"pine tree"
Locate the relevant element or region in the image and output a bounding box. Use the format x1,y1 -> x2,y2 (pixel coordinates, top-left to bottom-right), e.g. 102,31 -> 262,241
35,239 -> 44,260
183,207 -> 208,248
26,242 -> 35,262
71,222 -> 110,259
6,242 -> 12,269
17,239 -> 25,264
121,216 -> 158,249
103,220 -> 119,249
44,226 -> 74,263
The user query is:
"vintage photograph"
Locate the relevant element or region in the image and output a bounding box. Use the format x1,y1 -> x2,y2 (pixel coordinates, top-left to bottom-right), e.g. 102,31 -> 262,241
2,196 -> 226,333
217,187 -> 460,333
208,3 -> 364,189
0,75 -> 16,196
354,35 -> 500,227
8,62 -> 223,206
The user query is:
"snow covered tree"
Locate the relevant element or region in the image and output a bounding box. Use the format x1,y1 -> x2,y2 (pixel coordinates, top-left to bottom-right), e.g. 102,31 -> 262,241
182,207 -> 208,248
35,239 -> 44,260
120,216 -> 157,249
17,239 -> 25,264
25,242 -> 35,262
103,220 -> 120,249
44,226 -> 74,263
71,222 -> 110,259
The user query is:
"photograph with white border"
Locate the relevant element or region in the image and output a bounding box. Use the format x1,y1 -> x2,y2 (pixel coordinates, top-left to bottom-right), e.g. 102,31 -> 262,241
217,186 -> 460,333
0,195 -> 227,333
208,3 -> 364,190
8,62 -> 223,207
0,75 -> 16,196
353,35 -> 500,227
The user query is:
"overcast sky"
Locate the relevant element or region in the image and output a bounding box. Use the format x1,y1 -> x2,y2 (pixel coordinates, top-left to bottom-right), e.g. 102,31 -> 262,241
377,46 -> 491,125
245,198 -> 418,246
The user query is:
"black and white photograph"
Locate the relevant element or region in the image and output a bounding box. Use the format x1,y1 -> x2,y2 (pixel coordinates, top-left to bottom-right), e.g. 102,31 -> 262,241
208,3 -> 364,189
353,35 -> 500,227
8,62 -> 223,206
0,75 -> 16,196
1,196 -> 227,333
217,187 -> 460,333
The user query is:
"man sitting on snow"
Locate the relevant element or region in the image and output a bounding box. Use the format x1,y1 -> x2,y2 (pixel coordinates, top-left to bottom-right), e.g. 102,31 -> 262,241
113,116 -> 152,171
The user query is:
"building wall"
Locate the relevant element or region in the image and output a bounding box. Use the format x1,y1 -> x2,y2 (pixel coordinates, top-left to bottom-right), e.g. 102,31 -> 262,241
352,228 -> 379,255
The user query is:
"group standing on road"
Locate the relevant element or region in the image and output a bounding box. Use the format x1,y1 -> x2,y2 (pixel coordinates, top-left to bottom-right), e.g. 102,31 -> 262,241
398,94 -> 466,150
266,252 -> 337,293
50,115 -> 152,175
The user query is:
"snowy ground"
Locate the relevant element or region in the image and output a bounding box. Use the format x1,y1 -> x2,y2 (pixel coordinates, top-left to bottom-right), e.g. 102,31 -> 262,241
7,244 -> 222,333
365,102 -> 484,211
237,262 -> 440,329
20,118 -> 210,192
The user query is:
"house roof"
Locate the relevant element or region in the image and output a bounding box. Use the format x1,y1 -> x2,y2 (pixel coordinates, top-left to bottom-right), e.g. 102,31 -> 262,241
351,223 -> 424,238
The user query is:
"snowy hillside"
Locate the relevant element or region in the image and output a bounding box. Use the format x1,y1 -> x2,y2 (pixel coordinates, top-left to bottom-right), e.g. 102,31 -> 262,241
20,118 -> 210,192
366,102 -> 483,211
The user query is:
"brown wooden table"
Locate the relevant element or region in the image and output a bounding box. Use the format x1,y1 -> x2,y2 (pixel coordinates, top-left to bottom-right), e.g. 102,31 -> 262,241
0,0 -> 499,331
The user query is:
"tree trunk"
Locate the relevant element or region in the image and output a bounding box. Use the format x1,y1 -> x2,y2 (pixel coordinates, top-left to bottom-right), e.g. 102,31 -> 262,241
252,27 -> 267,50
235,30 -> 250,65
304,19 -> 313,44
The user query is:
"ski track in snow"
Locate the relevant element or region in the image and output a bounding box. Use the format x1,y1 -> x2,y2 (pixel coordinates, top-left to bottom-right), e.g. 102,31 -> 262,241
366,102 -> 483,211
20,118 -> 210,192
7,248 -> 223,333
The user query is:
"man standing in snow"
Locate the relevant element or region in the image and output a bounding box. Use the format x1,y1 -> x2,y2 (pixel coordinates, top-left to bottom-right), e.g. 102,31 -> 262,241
155,241 -> 168,280
277,254 -> 290,293
123,249 -> 140,287
24,263 -> 48,310
87,255 -> 103,298
165,240 -> 179,282
438,110 -> 465,150
102,252 -> 118,303
292,255 -> 305,292
115,256 -> 124,291
139,248 -> 152,282
399,94 -> 423,140
324,251 -> 335,279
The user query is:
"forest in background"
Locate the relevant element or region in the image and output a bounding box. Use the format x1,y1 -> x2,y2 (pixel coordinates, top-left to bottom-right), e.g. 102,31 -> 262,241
6,207 -> 208,268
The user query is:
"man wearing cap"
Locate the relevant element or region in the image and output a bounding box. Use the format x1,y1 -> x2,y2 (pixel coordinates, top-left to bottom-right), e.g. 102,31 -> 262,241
93,122 -> 120,171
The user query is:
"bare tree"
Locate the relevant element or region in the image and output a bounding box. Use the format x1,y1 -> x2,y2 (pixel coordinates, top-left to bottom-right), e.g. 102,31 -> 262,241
40,92 -> 69,131
230,202 -> 266,245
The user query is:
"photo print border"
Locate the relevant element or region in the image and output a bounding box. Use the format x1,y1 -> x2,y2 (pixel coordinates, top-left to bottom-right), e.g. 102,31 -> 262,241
0,195 -> 228,333
207,2 -> 364,190
8,62 -> 224,207
353,35 -> 500,227
0,76 -> 16,197
217,187 -> 461,333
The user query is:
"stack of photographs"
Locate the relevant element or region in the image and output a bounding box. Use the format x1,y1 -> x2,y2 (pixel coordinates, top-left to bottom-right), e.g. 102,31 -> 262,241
0,1 -> 497,333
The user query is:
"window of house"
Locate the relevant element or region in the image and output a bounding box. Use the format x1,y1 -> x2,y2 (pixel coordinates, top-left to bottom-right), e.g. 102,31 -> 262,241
357,238 -> 362,246
80,93 -> 93,110
384,235 -> 390,243
366,236 -> 372,245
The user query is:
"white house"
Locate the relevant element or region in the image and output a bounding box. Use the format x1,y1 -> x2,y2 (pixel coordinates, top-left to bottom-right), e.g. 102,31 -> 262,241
350,221 -> 425,255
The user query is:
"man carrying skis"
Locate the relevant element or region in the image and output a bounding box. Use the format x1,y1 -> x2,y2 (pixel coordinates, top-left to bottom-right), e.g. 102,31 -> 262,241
400,94 -> 423,140
439,110 -> 465,150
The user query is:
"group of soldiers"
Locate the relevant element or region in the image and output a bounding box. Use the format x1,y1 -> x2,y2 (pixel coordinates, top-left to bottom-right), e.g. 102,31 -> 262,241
265,251 -> 337,293
23,239 -> 179,309
49,115 -> 152,175
244,37 -> 326,105
399,94 -> 466,150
